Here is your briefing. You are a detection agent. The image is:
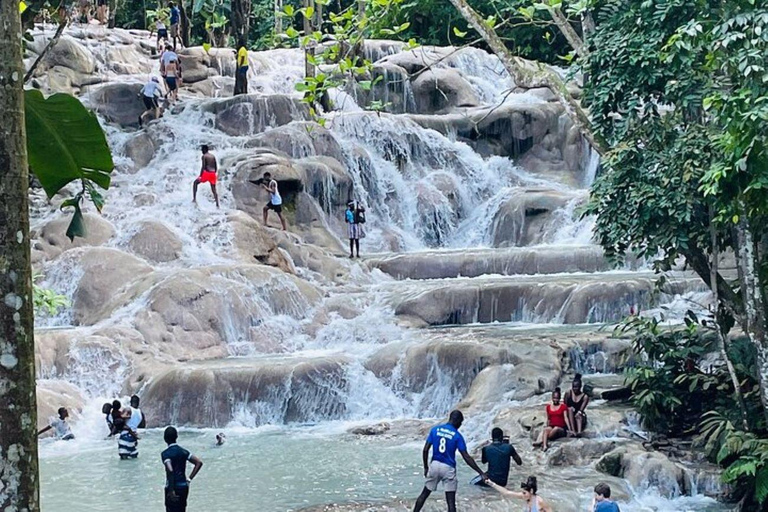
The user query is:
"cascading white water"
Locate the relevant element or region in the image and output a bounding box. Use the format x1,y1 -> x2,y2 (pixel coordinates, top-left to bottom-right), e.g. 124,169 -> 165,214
32,27 -> 727,512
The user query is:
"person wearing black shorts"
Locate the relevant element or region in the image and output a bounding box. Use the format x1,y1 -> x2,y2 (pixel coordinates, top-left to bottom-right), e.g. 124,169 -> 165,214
138,77 -> 163,127
260,172 -> 287,230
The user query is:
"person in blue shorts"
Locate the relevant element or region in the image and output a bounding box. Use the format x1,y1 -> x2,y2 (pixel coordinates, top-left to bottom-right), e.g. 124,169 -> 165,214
413,410 -> 487,512
593,483 -> 621,512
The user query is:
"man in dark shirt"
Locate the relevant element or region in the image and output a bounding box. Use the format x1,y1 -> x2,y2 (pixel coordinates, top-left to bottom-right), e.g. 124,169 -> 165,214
473,427 -> 522,487
161,427 -> 203,512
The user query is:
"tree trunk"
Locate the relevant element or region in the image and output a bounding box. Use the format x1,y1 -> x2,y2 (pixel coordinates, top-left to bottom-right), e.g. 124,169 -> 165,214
303,0 -> 315,79
709,206 -> 749,431
180,0 -> 191,47
446,0 -> 606,155
0,3 -> 40,511
107,0 -> 118,28
231,0 -> 251,45
274,0 -> 283,35
735,213 -> 768,424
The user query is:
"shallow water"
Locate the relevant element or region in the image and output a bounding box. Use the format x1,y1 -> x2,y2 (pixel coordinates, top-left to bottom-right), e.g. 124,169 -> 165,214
40,424 -> 732,512
40,427 -> 423,511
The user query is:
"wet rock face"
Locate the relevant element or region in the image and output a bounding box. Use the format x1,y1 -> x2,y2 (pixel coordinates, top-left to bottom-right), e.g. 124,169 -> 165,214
134,265 -> 321,354
367,246 -> 610,280
141,357 -> 351,427
89,83 -> 145,127
597,446 -> 688,498
33,213 -> 116,262
411,68 -> 480,114
126,221 -> 183,263
43,36 -> 97,75
202,94 -> 309,135
490,189 -> 584,247
390,274 -> 705,326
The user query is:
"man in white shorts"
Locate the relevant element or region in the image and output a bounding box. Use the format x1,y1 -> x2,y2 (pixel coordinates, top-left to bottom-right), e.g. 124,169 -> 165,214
413,410 -> 487,512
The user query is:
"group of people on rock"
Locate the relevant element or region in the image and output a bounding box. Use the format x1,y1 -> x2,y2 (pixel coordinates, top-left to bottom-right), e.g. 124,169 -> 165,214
535,374 -> 590,452
66,0 -> 108,25
414,406 -> 618,512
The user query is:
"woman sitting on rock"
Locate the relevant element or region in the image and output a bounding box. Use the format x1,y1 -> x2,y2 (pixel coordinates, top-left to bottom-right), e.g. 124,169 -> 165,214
533,387 -> 571,452
564,373 -> 589,437
486,475 -> 553,512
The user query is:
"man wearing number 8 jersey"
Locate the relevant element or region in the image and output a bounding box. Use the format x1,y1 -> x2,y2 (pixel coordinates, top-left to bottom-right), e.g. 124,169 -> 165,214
413,410 -> 487,512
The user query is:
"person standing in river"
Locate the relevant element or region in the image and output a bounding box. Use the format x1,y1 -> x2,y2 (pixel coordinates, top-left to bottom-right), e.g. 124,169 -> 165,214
162,426 -> 204,512
193,145 -> 219,208
472,427 -> 522,487
261,171 -> 287,230
486,475 -> 553,512
413,410 -> 487,512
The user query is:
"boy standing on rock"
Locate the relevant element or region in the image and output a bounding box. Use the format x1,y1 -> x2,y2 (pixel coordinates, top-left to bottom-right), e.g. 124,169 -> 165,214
413,410 -> 487,512
193,145 -> 219,208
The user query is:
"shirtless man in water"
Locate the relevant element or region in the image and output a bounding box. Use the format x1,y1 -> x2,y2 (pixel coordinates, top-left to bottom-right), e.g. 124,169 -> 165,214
193,145 -> 219,208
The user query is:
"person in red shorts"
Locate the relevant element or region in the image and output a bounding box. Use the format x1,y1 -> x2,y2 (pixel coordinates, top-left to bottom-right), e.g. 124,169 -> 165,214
193,145 -> 219,208
533,387 -> 572,452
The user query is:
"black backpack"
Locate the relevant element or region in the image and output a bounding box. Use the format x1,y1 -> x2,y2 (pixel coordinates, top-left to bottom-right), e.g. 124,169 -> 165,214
355,209 -> 366,224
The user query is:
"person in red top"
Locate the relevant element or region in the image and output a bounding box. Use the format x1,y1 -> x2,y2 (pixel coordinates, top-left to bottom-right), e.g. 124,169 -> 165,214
534,388 -> 573,452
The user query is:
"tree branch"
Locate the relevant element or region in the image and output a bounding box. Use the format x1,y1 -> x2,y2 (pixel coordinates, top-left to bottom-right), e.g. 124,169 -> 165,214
445,0 -> 607,155
24,20 -> 68,83
549,7 -> 585,56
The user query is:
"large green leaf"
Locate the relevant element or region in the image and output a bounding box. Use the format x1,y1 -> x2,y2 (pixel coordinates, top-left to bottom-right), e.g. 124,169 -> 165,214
24,89 -> 114,198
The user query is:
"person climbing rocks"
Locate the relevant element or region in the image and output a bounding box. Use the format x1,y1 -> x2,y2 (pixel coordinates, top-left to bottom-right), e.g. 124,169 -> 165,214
234,39 -> 249,96
38,407 -> 75,441
163,55 -> 182,105
160,47 -> 182,96
346,201 -> 360,258
471,427 -> 522,487
261,171 -> 287,230
486,476 -> 553,512
117,407 -> 140,459
96,0 -> 107,23
592,483 -> 621,512
151,15 -> 169,51
193,145 -> 219,208
533,387 -> 571,452
162,426 -> 204,512
138,76 -> 164,128
168,2 -> 181,51
413,410 -> 487,512
564,373 -> 589,437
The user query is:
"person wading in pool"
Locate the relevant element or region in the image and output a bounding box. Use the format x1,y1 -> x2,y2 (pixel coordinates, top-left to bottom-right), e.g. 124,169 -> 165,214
261,171 -> 287,230
486,475 -> 553,512
413,410 -> 487,512
472,427 -> 522,487
37,407 -> 75,441
193,145 -> 219,208
162,426 -> 204,512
